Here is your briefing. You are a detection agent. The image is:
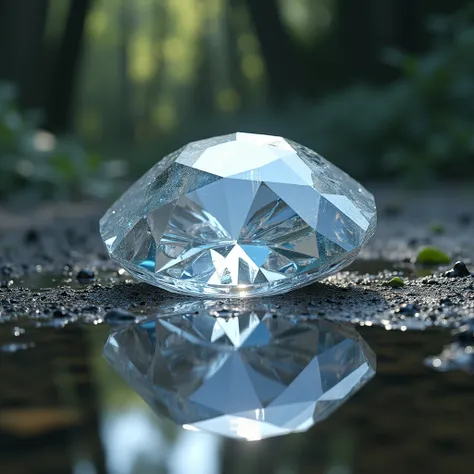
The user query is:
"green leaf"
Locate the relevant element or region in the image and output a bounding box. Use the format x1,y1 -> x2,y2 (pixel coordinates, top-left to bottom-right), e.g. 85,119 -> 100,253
416,246 -> 451,265
382,277 -> 406,288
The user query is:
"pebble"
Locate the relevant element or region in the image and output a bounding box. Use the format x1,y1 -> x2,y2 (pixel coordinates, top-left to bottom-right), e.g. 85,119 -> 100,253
104,308 -> 137,325
76,268 -> 96,283
24,229 -> 39,244
457,213 -> 472,227
52,307 -> 71,319
445,261 -> 471,278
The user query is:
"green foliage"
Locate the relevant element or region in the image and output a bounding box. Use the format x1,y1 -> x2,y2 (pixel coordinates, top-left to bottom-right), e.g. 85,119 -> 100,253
308,7 -> 474,179
416,246 -> 451,265
0,82 -> 123,200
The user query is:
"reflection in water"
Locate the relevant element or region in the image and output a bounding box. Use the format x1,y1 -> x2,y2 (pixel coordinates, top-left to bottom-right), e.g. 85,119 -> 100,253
102,407 -> 220,474
3,316 -> 474,473
0,324 -> 107,474
103,302 -> 376,440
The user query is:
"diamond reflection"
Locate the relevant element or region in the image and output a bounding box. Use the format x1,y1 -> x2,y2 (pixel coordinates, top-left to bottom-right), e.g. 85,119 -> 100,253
103,302 -> 376,440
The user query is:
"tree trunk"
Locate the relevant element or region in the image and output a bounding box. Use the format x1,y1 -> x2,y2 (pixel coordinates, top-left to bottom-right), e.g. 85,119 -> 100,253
193,31 -> 215,117
44,0 -> 92,133
338,0 -> 379,82
0,0 -> 49,109
243,0 -> 306,103
119,0 -> 134,141
397,0 -> 422,54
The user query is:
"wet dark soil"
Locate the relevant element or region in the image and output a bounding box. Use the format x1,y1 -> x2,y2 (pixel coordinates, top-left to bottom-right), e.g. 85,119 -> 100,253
1,185 -> 473,329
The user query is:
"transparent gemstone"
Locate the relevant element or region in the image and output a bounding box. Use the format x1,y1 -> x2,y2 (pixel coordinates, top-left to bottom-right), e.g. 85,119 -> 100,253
103,303 -> 376,441
100,133 -> 376,297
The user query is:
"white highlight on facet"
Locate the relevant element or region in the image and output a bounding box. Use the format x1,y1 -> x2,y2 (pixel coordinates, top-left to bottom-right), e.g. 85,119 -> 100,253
194,141 -> 280,177
105,236 -> 117,248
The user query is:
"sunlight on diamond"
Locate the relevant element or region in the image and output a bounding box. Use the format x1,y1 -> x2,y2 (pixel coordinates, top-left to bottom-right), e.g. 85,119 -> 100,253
100,132 -> 376,297
182,424 -> 200,432
255,408 -> 265,421
233,417 -> 263,442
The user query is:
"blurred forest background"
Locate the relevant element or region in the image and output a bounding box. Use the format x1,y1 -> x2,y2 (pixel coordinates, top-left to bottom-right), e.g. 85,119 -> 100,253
1,0 -> 474,201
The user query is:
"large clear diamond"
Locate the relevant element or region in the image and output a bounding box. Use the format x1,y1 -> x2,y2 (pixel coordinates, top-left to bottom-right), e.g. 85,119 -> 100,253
103,303 -> 376,440
100,133 -> 376,297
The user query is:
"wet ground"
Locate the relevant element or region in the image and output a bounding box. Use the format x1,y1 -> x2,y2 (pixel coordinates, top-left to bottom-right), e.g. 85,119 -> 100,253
1,185 -> 474,473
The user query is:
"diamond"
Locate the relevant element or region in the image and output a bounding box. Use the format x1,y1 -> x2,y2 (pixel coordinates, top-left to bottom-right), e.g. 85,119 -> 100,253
103,303 -> 376,440
100,133 -> 376,297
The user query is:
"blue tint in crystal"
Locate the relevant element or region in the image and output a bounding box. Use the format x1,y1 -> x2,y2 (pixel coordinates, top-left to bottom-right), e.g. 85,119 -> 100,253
100,133 -> 377,297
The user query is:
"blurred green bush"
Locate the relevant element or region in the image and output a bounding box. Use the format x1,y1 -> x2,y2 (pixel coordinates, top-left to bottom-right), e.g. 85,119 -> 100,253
310,7 -> 474,180
0,82 -> 125,200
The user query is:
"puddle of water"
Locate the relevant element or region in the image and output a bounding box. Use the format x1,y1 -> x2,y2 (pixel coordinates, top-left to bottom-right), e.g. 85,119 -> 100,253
1,316 -> 473,474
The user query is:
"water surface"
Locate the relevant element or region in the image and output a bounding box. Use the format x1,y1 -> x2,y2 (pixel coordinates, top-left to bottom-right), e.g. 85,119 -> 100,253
1,315 -> 472,474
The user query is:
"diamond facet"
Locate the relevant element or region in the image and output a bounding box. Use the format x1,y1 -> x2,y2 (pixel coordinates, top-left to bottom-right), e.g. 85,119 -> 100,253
100,133 -> 376,297
103,304 -> 376,440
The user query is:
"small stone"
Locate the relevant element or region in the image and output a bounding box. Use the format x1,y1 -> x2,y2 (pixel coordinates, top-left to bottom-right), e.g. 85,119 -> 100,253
440,297 -> 452,306
53,308 -> 70,319
24,229 -> 39,243
104,308 -> 137,324
445,261 -> 471,278
457,213 -> 472,227
395,303 -> 420,316
76,269 -> 96,283
383,277 -> 405,288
